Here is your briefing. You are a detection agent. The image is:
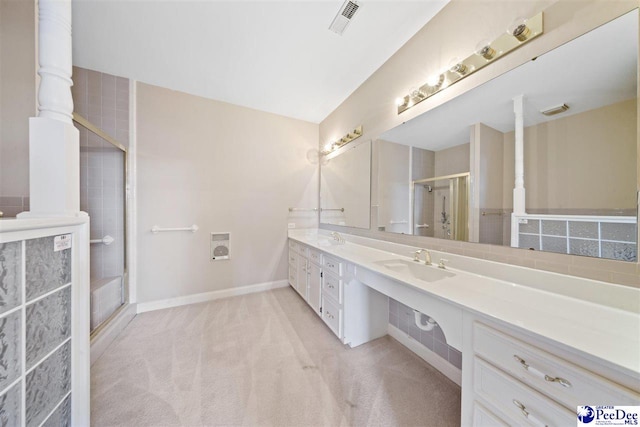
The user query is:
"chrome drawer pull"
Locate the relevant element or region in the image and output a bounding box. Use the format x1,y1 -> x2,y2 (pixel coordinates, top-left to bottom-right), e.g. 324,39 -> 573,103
512,399 -> 547,427
328,284 -> 335,289
513,355 -> 572,388
326,311 -> 334,319
327,263 -> 335,268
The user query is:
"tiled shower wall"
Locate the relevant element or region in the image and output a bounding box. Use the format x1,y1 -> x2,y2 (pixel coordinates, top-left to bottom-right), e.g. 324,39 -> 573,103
72,66 -> 128,281
388,297 -> 462,370
0,236 -> 72,426
0,196 -> 29,219
72,67 -> 128,328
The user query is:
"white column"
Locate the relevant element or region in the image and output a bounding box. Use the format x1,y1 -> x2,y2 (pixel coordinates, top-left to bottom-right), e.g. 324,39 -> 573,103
38,0 -> 74,123
510,94 -> 526,247
19,0 -> 83,218
512,94 -> 526,215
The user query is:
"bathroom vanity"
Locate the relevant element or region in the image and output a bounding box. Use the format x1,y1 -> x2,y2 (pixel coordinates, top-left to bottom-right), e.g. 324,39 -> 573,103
288,229 -> 640,426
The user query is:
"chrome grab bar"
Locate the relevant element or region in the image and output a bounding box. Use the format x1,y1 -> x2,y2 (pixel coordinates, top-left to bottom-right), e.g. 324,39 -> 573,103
151,225 -> 199,233
90,235 -> 115,245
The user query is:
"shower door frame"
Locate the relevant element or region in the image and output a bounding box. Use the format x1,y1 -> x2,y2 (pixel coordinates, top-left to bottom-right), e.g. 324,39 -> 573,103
73,113 -> 130,337
411,172 -> 471,239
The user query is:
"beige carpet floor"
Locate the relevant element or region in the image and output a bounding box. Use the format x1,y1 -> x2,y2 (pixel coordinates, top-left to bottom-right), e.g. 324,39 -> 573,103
91,287 -> 461,426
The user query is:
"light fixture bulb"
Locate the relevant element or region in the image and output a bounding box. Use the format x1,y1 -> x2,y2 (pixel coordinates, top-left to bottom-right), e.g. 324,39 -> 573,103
475,40 -> 495,60
410,87 -> 425,99
508,17 -> 530,41
449,62 -> 467,75
396,97 -> 406,107
323,142 -> 333,152
427,74 -> 444,88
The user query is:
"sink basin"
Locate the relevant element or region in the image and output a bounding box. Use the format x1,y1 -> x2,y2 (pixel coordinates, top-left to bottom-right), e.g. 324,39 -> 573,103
373,259 -> 455,282
316,239 -> 343,247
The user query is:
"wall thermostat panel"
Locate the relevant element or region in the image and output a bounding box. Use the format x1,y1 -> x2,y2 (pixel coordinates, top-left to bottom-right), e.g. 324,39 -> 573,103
211,232 -> 230,261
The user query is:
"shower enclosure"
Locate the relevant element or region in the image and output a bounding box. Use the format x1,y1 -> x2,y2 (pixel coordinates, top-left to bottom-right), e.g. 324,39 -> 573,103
412,173 -> 469,241
74,116 -> 128,333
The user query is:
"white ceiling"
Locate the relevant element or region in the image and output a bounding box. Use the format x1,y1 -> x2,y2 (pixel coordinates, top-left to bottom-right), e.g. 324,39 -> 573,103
381,10 -> 638,151
71,0 -> 449,123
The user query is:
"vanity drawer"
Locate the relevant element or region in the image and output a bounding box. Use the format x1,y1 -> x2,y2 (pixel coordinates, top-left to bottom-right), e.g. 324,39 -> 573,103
323,255 -> 343,277
288,250 -> 298,266
321,295 -> 342,338
322,272 -> 342,304
474,357 -> 574,427
288,265 -> 297,287
474,322 -> 640,409
472,402 -> 509,427
308,248 -> 322,265
288,239 -> 299,252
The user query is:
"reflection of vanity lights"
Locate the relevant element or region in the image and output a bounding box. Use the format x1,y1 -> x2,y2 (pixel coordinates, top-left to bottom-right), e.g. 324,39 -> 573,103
321,125 -> 363,155
509,17 -> 532,41
475,41 -> 496,60
396,12 -> 543,114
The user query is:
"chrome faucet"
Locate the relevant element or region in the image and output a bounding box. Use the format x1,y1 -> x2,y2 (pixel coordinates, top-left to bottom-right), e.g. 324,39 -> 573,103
331,231 -> 345,244
413,249 -> 432,265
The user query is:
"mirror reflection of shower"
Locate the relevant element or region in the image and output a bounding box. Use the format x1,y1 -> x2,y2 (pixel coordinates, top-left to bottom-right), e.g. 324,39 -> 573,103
412,173 -> 469,240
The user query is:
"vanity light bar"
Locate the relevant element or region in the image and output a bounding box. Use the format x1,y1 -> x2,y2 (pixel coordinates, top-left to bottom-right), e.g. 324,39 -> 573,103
397,12 -> 544,114
321,125 -> 363,154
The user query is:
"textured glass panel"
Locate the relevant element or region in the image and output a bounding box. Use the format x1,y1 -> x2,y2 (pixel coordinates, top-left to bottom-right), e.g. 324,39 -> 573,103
569,222 -> 598,239
541,236 -> 568,254
41,394 -> 71,427
26,287 -> 71,369
0,241 -> 22,314
25,341 -> 71,427
541,220 -> 567,236
601,242 -> 637,262
518,234 -> 540,250
569,239 -> 599,258
0,381 -> 21,426
518,219 -> 539,234
0,311 -> 21,391
601,223 -> 637,243
25,236 -> 72,301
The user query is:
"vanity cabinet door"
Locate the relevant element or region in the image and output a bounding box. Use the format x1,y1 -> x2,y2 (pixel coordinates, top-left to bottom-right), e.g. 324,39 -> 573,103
296,257 -> 308,300
307,262 -> 321,314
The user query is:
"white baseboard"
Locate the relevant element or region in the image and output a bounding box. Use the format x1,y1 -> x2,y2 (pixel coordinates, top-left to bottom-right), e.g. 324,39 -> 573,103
90,302 -> 137,366
388,324 -> 462,386
136,280 -> 289,314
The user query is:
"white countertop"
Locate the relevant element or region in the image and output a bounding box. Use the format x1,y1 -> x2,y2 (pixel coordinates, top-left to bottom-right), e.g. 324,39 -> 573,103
288,229 -> 640,377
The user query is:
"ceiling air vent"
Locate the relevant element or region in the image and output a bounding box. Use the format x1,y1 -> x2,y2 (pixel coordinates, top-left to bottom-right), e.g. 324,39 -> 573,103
541,103 -> 570,116
329,1 -> 360,36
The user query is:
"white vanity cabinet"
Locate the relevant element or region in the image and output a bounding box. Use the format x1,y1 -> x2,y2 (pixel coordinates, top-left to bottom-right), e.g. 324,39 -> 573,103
288,240 -> 306,298
288,238 -> 388,347
306,248 -> 322,314
288,240 -> 322,311
462,315 -> 640,426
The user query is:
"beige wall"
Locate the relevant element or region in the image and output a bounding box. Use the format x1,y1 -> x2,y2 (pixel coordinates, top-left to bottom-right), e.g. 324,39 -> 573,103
0,0 -> 36,203
319,0 -> 640,287
503,99 -> 637,212
320,140 -> 371,229
376,140 -> 411,234
136,83 -> 318,303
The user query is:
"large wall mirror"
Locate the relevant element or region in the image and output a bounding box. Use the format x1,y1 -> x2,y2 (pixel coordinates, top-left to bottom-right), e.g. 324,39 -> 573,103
374,10 -> 638,262
320,139 -> 372,229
